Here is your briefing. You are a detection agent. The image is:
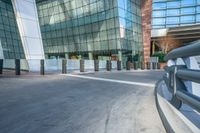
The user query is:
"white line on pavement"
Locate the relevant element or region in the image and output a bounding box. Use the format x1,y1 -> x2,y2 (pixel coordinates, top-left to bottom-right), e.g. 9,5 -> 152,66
66,74 -> 155,87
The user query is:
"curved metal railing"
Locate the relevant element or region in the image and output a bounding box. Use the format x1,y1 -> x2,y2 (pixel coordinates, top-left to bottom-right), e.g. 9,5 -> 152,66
163,40 -> 200,112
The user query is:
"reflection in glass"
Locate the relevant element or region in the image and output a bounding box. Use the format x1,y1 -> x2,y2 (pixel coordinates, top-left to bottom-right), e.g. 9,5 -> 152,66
0,0 -> 25,59
152,0 -> 200,29
36,0 -> 143,62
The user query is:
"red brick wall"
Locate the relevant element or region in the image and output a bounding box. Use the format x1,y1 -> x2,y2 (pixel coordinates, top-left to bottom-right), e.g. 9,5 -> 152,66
141,0 -> 152,64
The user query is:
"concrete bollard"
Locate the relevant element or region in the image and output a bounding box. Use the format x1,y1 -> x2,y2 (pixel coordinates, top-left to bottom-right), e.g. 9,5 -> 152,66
133,62 -> 137,70
141,62 -> 145,70
150,62 -> 153,70
62,59 -> 67,74
152,62 -> 155,69
0,59 -> 3,74
158,63 -> 160,69
40,59 -> 45,75
106,60 -> 111,71
147,62 -> 151,70
157,62 -> 159,69
15,59 -> 20,75
94,60 -> 99,71
126,61 -> 131,70
153,62 -> 158,69
117,61 -> 121,71
145,62 -> 148,69
80,59 -> 84,72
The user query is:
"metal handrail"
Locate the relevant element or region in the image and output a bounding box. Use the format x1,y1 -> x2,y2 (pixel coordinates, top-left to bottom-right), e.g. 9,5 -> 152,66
164,40 -> 200,112
164,40 -> 200,61
176,69 -> 200,83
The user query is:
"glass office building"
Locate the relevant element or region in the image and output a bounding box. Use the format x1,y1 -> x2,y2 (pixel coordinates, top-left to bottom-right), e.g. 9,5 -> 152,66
152,0 -> 200,29
0,0 -> 25,59
36,0 -> 143,62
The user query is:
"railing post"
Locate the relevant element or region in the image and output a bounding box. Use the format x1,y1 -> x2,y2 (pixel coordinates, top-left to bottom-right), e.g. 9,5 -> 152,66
106,60 -> 111,71
80,59 -> 84,72
170,66 -> 184,109
94,60 -> 99,71
164,41 -> 200,112
173,66 -> 178,96
62,59 -> 67,74
15,59 -> 20,75
126,61 -> 130,70
117,60 -> 121,71
0,59 -> 3,74
40,59 -> 45,75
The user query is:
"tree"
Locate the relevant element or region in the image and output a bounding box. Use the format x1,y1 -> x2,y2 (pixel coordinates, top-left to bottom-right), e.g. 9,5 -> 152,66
157,35 -> 181,54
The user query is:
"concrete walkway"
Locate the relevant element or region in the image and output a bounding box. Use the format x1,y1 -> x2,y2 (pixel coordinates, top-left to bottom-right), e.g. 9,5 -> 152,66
158,80 -> 200,129
0,71 -> 165,133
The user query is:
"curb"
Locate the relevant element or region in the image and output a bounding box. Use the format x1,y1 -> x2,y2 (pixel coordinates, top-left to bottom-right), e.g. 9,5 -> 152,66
155,80 -> 200,133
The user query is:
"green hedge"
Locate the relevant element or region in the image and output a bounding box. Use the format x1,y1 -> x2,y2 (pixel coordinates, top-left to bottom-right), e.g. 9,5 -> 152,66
152,52 -> 166,63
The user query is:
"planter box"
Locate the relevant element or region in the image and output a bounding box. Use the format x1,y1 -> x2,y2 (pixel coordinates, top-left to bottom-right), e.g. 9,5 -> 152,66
159,63 -> 166,69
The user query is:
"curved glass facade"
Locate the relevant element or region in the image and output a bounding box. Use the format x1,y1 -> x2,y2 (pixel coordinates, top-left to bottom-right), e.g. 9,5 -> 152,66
152,0 -> 200,29
36,0 -> 143,62
0,0 -> 25,59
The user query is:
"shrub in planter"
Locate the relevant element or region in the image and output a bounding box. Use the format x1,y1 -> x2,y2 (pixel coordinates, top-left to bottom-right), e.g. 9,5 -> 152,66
152,52 -> 166,63
152,52 -> 166,69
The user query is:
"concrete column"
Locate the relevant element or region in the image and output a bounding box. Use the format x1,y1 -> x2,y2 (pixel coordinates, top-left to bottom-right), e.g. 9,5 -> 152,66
0,59 -> 3,74
15,59 -> 20,75
40,59 -> 45,75
94,60 -> 99,71
152,41 -> 155,55
62,59 -> 67,74
12,0 -> 45,60
80,60 -> 84,72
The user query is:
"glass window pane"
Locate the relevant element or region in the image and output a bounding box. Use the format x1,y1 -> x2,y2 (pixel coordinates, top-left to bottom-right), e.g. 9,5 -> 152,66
166,17 -> 179,24
152,18 -> 165,25
167,1 -> 180,8
166,9 -> 179,16
166,25 -> 179,28
152,2 -> 166,10
198,0 -> 200,5
196,14 -> 200,22
152,10 -> 165,17
196,6 -> 200,13
180,15 -> 195,23
181,8 -> 195,15
118,0 -> 124,9
181,0 -> 195,7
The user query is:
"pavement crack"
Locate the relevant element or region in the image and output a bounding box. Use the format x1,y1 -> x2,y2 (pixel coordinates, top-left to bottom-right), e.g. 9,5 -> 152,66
104,105 -> 112,133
